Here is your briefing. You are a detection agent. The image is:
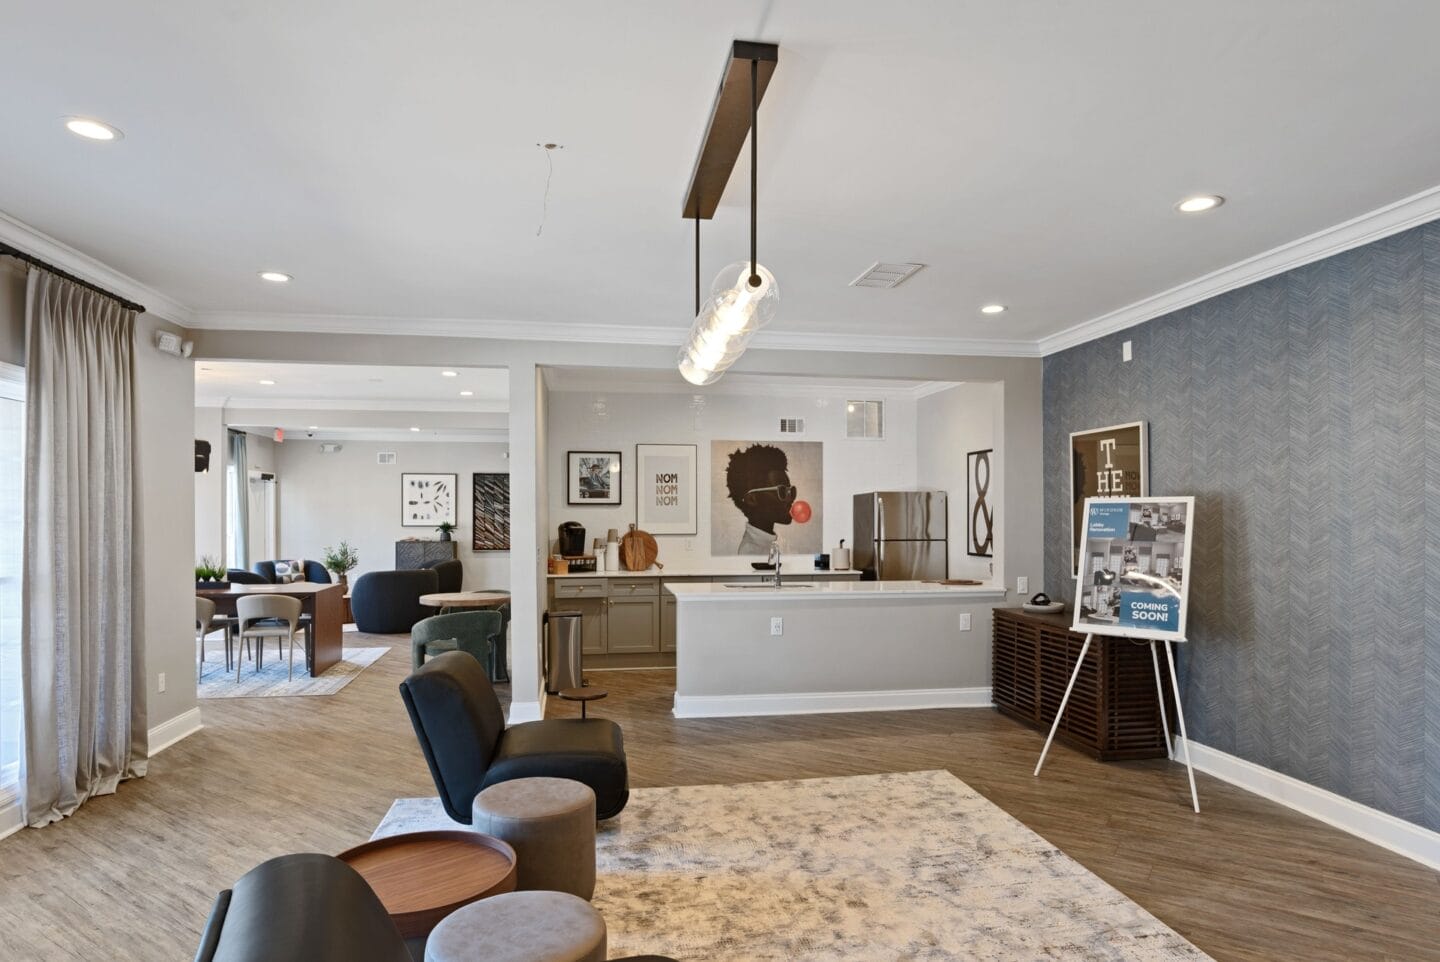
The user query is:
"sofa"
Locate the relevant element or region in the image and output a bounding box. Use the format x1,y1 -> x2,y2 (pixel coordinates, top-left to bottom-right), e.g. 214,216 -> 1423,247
350,568 -> 439,634
254,559 -> 333,584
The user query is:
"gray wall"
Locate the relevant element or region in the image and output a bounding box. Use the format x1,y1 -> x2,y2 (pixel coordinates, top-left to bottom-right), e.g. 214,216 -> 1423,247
1042,220 -> 1440,833
916,382 -> 1000,582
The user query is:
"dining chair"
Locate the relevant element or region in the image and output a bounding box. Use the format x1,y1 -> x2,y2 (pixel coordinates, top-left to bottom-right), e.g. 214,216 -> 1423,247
236,594 -> 305,682
196,596 -> 235,682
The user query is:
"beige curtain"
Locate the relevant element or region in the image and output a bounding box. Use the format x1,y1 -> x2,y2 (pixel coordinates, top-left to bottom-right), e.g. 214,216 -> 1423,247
21,268 -> 146,828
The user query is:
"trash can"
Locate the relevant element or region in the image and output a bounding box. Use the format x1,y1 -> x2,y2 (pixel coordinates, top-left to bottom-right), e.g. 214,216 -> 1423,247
544,610 -> 584,694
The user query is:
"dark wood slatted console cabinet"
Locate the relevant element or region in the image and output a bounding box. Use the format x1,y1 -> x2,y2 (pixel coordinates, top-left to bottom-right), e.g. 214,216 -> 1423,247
992,608 -> 1172,760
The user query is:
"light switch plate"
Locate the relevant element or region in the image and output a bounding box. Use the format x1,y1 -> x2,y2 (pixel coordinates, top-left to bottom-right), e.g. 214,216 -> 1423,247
1123,340 -> 1133,362
158,672 -> 166,693
958,612 -> 972,631
770,617 -> 783,636
1017,576 -> 1029,594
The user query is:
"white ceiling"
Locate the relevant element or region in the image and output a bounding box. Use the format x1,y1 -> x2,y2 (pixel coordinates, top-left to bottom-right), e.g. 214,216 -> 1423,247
543,366 -> 953,397
5,1 -> 1440,350
196,362 -> 508,409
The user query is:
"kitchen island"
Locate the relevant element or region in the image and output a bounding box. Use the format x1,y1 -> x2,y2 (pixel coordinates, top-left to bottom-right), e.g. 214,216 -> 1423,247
667,580 -> 1008,718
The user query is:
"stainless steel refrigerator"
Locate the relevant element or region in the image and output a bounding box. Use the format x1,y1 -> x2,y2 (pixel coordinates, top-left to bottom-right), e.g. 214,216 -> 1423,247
852,491 -> 949,581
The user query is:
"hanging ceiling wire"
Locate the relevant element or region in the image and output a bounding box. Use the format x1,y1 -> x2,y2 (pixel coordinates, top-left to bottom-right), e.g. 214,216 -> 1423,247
535,143 -> 563,236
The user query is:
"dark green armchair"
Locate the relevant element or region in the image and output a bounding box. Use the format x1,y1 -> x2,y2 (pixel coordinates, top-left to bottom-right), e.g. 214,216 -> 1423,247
410,611 -> 504,679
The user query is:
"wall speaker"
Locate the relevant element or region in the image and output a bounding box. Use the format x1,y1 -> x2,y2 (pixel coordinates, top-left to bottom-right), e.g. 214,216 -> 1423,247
195,439 -> 211,473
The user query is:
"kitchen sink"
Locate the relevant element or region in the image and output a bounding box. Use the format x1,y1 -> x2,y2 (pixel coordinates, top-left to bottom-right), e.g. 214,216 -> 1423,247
721,583 -> 819,589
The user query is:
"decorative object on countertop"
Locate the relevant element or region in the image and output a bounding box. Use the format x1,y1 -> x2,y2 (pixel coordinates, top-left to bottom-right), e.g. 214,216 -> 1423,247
1022,591 -> 1065,614
566,556 -> 597,574
925,579 -> 986,586
712,439 -> 823,555
472,472 -> 511,551
813,553 -> 830,570
322,541 -> 359,585
195,555 -> 228,590
1069,421 -> 1148,574
567,450 -> 622,505
620,524 -> 660,571
593,538 -> 607,572
831,539 -> 850,571
750,562 -> 775,571
401,472 -> 458,527
636,443 -> 697,535
604,540 -> 620,572
558,521 -> 587,557
435,521 -> 456,542
966,449 -> 995,557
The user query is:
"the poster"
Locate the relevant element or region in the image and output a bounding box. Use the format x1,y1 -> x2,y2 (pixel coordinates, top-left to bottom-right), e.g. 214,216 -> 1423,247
567,450 -> 621,505
636,443 -> 697,535
401,473 -> 457,527
472,473 -> 510,551
710,439 -> 822,555
1072,496 -> 1194,640
1070,421 -> 1147,573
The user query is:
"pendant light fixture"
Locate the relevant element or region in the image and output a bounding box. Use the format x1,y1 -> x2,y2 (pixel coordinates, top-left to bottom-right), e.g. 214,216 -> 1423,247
678,42 -> 780,386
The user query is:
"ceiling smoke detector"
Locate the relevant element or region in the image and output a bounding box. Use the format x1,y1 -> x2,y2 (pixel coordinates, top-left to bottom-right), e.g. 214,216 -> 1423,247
849,262 -> 925,290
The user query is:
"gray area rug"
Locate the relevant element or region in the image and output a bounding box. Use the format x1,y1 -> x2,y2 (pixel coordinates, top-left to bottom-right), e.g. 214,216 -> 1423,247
374,770 -> 1209,960
198,646 -> 387,698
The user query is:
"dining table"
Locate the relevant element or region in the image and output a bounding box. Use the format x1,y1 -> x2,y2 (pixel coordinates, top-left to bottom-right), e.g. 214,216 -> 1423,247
197,582 -> 346,676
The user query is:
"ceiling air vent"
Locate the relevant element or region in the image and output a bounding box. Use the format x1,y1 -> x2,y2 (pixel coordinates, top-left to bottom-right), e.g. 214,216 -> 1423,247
849,262 -> 925,289
779,417 -> 806,435
377,451 -> 397,465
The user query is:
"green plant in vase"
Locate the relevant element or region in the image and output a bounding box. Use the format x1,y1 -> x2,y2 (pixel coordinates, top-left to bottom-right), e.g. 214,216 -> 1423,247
322,541 -> 360,584
435,522 -> 457,542
195,555 -> 223,583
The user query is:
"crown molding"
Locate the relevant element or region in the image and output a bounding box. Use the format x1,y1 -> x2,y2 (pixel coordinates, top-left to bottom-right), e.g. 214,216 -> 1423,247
188,310 -> 1042,358
0,211 -> 194,325
1038,182 -> 1440,356
195,396 -> 507,413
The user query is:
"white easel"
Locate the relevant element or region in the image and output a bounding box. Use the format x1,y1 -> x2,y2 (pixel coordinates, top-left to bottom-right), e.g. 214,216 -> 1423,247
1032,631 -> 1200,813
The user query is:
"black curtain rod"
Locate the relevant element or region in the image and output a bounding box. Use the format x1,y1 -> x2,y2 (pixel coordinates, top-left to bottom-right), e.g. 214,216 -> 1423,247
0,242 -> 147,314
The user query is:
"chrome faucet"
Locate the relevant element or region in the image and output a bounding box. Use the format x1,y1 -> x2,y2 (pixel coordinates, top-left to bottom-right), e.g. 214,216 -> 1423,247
768,542 -> 783,588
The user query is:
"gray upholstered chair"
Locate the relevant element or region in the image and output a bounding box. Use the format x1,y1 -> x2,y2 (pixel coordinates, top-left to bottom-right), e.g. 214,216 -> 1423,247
425,558 -> 463,594
351,568 -> 439,634
236,594 -> 305,681
254,559 -> 333,584
226,568 -> 269,585
196,596 -> 235,682
410,610 -> 503,674
478,588 -> 512,682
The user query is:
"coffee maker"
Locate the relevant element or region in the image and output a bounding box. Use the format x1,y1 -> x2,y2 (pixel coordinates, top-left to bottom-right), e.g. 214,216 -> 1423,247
558,521 -> 586,557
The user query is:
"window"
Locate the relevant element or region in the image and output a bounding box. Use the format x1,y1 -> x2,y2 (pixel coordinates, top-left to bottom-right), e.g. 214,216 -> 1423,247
0,363 -> 23,802
845,400 -> 884,439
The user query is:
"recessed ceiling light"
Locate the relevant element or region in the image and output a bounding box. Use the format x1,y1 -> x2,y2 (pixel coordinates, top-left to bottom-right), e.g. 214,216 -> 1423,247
258,379 -> 276,385
980,304 -> 1007,315
1175,194 -> 1224,214
459,390 -> 474,397
307,425 -> 319,430
64,117 -> 122,141
409,426 -> 421,432
258,271 -> 292,283
441,370 -> 458,378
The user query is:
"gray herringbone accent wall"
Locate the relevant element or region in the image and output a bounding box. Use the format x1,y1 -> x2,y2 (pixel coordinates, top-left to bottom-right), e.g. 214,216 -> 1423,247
1043,220 -> 1440,833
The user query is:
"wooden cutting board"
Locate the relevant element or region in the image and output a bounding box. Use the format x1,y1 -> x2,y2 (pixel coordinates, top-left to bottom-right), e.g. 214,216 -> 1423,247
620,525 -> 660,571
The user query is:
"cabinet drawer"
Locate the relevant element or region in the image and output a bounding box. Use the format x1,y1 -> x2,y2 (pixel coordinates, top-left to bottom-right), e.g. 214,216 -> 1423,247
554,579 -> 608,599
607,578 -> 658,597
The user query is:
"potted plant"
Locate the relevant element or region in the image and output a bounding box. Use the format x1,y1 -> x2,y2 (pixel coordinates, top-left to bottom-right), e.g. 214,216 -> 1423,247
195,556 -> 228,591
322,541 -> 360,586
435,522 -> 457,543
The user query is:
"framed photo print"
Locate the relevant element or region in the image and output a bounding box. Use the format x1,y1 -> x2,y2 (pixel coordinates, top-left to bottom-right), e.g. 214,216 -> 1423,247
472,473 -> 511,551
636,443 -> 697,535
401,473 -> 458,527
568,450 -> 622,505
966,449 -> 994,557
1070,421 -> 1147,574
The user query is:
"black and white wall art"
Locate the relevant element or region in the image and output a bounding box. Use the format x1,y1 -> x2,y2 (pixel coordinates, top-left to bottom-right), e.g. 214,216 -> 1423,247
966,448 -> 995,557
710,440 -> 822,555
1069,422 -> 1147,573
401,473 -> 457,527
567,450 -> 622,505
472,473 -> 510,551
636,443 -> 697,535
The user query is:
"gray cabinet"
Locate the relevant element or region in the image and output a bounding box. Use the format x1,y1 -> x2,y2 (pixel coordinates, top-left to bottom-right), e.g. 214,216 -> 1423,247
606,595 -> 659,653
396,540 -> 457,569
574,598 -> 608,654
661,593 -> 677,652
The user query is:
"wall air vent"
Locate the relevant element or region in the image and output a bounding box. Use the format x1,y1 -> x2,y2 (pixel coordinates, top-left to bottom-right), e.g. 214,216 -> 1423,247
377,451 -> 397,465
849,262 -> 925,289
779,418 -> 805,435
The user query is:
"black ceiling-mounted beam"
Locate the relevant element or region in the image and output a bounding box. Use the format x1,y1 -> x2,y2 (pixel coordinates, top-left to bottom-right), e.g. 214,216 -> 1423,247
681,40 -> 778,221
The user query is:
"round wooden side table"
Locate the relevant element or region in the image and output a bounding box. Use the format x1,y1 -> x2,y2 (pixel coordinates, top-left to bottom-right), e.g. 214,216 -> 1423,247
558,687 -> 608,719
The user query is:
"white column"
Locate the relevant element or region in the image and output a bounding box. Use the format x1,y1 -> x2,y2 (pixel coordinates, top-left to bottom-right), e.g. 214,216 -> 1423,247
505,360 -> 546,722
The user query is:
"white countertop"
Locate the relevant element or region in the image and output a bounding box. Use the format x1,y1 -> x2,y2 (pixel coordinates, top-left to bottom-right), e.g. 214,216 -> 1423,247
666,580 -> 1007,601
548,568 -> 861,579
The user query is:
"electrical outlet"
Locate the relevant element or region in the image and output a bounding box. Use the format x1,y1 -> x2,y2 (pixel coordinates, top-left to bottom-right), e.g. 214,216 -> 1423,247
958,612 -> 972,631
157,672 -> 166,693
1017,576 -> 1029,594
1123,340 -> 1133,362
770,617 -> 783,636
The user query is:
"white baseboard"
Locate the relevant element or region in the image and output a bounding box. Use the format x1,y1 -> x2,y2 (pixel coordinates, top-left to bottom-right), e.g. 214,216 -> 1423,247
673,687 -> 993,719
0,796 -> 21,842
147,707 -> 204,755
1177,737 -> 1440,873
508,696 -> 545,724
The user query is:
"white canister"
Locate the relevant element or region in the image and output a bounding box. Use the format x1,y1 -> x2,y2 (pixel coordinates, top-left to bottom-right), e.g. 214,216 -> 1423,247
832,540 -> 851,571
605,541 -> 621,571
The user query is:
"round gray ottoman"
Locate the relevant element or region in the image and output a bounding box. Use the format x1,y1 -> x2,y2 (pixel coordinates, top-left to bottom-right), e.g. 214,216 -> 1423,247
473,777 -> 596,899
424,890 -> 605,962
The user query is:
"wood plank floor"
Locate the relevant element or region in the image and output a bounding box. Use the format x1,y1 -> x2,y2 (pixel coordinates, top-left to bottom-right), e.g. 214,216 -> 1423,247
1,636 -> 1435,961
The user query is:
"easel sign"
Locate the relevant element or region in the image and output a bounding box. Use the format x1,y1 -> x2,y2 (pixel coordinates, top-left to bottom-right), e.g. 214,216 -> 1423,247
1035,495 -> 1201,812
1073,496 -> 1193,641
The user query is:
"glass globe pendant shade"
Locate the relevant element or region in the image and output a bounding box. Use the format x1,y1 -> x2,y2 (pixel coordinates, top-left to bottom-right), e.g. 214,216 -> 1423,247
677,261 -> 780,386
